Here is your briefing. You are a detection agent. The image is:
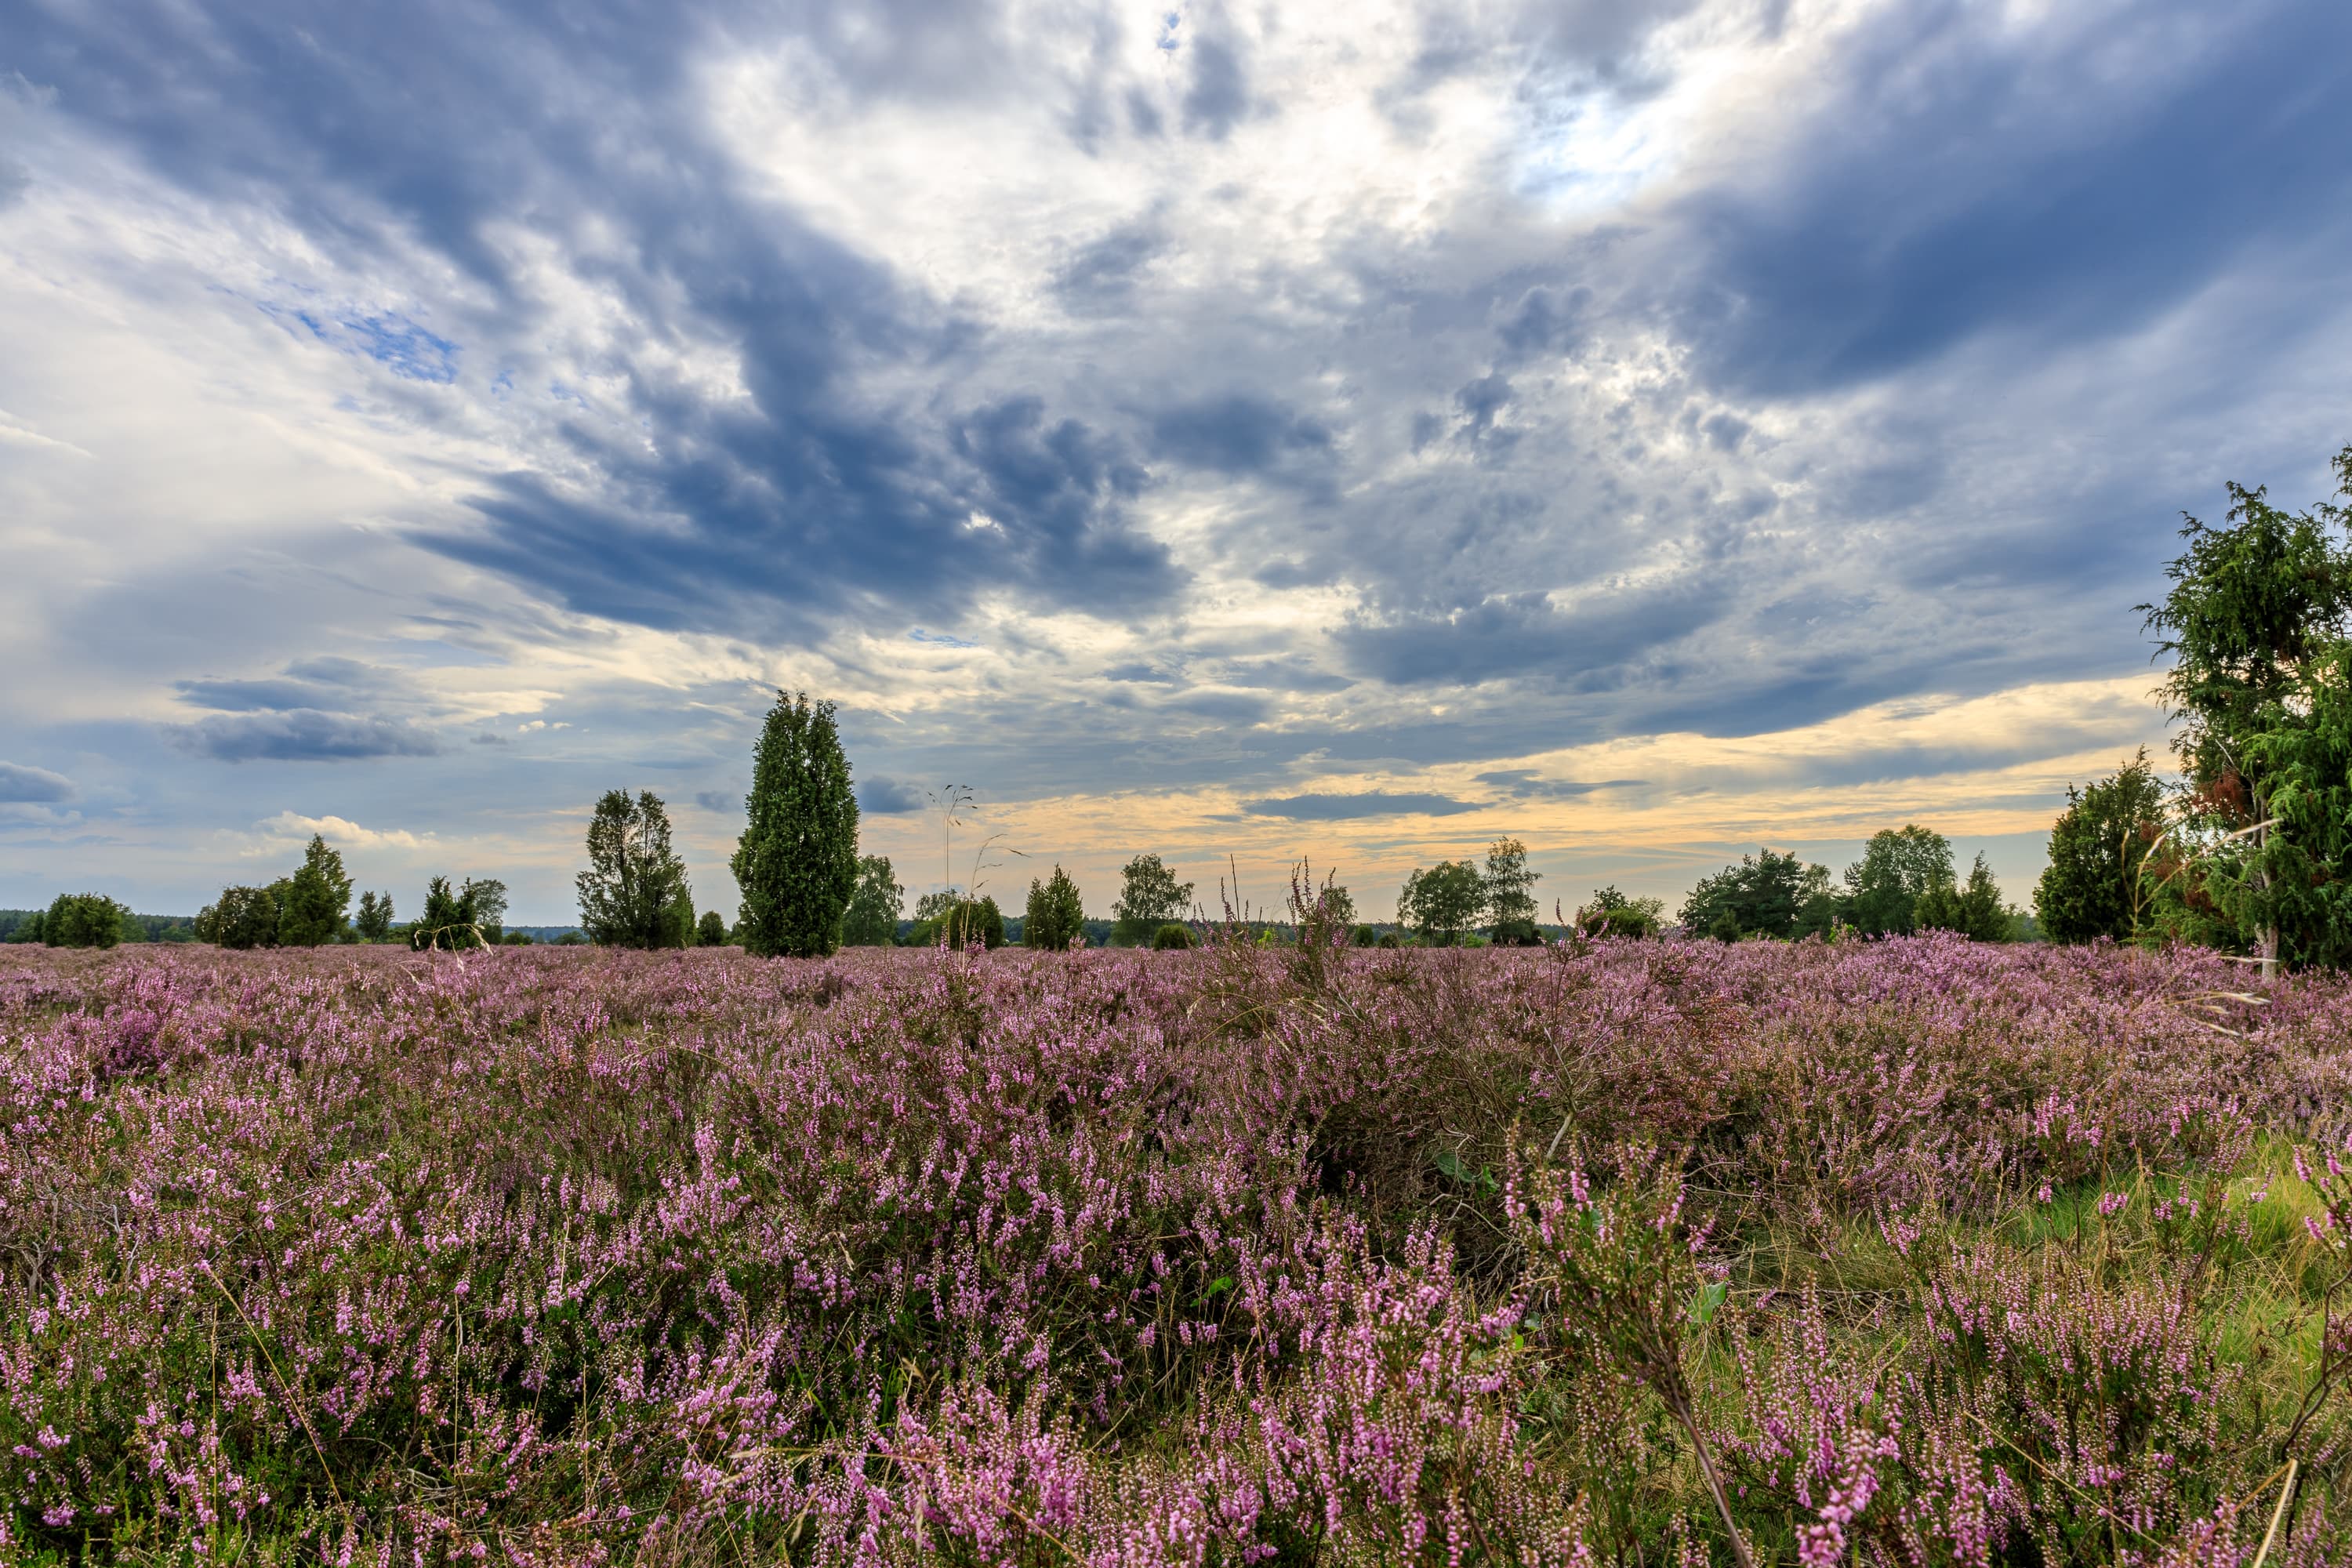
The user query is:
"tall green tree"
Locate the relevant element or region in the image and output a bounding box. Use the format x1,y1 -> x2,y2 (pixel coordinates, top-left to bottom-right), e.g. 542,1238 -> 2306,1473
1679,850 -> 1832,940
1840,826 -> 1953,937
2142,445 -> 2352,975
43,892 -> 126,949
1480,837 -> 1541,932
1023,864 -> 1087,950
578,789 -> 694,949
195,885 -> 281,949
733,691 -> 861,959
277,834 -> 354,946
353,891 -> 394,943
1112,855 -> 1193,946
1577,886 -> 1664,938
2034,752 -> 2167,943
697,909 -> 729,946
1399,860 -> 1483,945
412,876 -> 488,951
841,855 -> 906,946
2210,641 -> 2352,969
1915,854 -> 2014,942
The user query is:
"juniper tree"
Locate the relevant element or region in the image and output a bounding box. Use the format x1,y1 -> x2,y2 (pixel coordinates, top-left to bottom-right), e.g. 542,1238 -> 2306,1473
2034,752 -> 2167,943
2142,446 -> 2352,975
732,691 -> 860,959
1023,864 -> 1086,950
353,891 -> 394,943
277,834 -> 354,947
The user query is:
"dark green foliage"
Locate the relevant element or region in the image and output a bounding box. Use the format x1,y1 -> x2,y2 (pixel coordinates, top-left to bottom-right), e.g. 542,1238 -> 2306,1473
1351,924 -> 1378,947
1915,854 -> 2014,942
2140,446 -> 2352,971
2142,454 -> 2352,794
944,895 -> 1005,950
503,929 -> 535,946
195,885 -> 281,949
1315,882 -> 1357,928
1480,837 -> 1540,929
733,691 -> 861,959
1489,917 -> 1544,946
578,789 -> 694,949
1678,849 -> 1830,940
2035,752 -> 2168,943
697,909 -> 729,947
1112,855 -> 1193,946
1576,886 -> 1663,939
354,890 -> 395,943
412,876 -> 488,951
556,931 -> 587,946
2216,641 -> 2352,969
1398,860 -> 1483,945
1840,825 -> 1953,936
842,855 -> 905,946
1152,921 -> 1195,950
2,910 -> 45,943
1023,864 -> 1087,950
42,892 -> 126,949
276,834 -> 354,947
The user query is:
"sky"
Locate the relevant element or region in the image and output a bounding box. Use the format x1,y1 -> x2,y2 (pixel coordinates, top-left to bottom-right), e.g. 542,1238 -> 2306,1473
4,0 -> 2350,926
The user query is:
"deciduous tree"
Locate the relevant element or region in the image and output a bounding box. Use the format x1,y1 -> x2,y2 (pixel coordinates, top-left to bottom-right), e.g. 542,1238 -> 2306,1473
579,790 -> 693,950
842,855 -> 906,946
1399,861 -> 1483,946
1112,855 -> 1193,946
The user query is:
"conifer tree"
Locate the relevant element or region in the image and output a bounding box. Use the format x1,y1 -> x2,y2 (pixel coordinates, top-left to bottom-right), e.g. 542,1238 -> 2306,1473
278,834 -> 354,946
1023,864 -> 1086,949
732,691 -> 860,958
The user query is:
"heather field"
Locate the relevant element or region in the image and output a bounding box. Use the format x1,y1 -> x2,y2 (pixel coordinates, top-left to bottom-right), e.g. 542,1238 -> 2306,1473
5,938 -> 2352,1566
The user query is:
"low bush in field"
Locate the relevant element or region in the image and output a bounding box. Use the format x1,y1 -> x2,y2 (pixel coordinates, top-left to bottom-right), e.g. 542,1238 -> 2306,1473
2,936 -> 2350,1563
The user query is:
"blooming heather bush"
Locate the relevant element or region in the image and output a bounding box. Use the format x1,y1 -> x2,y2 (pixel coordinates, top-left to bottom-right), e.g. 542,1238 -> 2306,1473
3,936 -> 2352,1563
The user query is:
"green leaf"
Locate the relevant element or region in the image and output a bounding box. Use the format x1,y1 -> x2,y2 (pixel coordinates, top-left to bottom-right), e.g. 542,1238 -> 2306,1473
1687,1279 -> 1729,1326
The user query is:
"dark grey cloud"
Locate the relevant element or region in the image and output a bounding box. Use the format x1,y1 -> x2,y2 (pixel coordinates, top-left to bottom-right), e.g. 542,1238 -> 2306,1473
694,789 -> 739,814
1338,579 -> 1732,688
856,775 -> 924,814
165,710 -> 445,762
1177,20 -> 1254,140
0,159 -> 27,209
1669,0 -> 2352,396
1149,395 -> 1336,490
1243,791 -> 1480,820
1103,662 -> 1178,684
175,656 -> 394,713
0,762 -> 76,803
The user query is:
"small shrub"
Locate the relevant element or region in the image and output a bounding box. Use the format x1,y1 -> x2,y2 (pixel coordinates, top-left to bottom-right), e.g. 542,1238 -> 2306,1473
1352,923 -> 1378,946
1489,916 -> 1544,946
1377,931 -> 1403,949
1152,921 -> 1195,949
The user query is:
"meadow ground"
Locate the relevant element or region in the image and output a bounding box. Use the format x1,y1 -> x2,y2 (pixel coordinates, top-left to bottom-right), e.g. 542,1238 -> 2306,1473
2,935 -> 2350,1566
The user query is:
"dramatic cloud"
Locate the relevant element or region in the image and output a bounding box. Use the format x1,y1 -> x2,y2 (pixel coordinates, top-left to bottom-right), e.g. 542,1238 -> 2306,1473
1,0 -> 2343,920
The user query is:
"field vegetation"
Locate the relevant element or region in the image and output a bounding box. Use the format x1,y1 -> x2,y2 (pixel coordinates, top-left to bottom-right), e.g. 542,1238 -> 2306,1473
4,931 -> 2350,1564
